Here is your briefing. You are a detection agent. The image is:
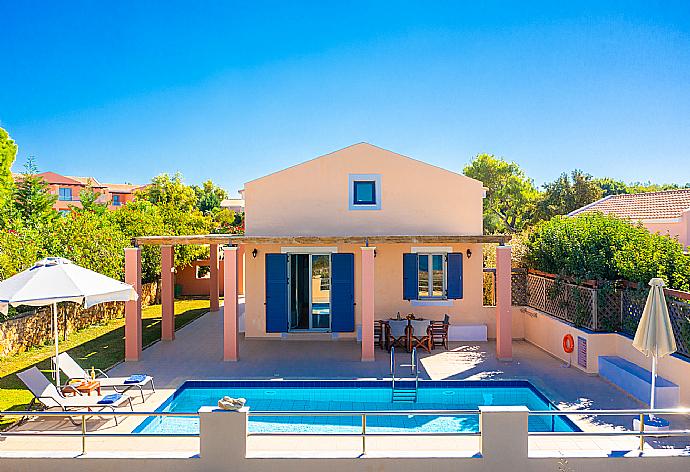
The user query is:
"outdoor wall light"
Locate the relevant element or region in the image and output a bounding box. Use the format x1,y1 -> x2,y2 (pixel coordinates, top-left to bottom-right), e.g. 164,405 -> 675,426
466,249 -> 472,259
252,248 -> 258,258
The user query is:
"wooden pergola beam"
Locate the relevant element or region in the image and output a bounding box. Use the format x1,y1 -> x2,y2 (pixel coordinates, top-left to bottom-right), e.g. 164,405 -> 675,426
133,234 -> 511,246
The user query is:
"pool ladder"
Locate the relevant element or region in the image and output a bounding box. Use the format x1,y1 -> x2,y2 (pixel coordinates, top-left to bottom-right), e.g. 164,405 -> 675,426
390,346 -> 419,402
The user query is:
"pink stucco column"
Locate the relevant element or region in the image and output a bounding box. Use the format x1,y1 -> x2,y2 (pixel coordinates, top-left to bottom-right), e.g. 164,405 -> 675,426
496,245 -> 513,361
124,247 -> 142,361
209,244 -> 220,312
161,245 -> 175,341
237,245 -> 245,296
223,246 -> 239,361
360,247 -> 376,362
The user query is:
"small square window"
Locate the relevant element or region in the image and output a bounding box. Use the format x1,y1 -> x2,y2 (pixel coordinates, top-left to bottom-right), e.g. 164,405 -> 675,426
353,181 -> 376,205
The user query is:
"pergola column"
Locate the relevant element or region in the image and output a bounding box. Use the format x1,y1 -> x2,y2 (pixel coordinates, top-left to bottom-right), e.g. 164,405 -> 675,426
161,245 -> 175,341
237,245 -> 245,296
209,244 -> 220,312
360,247 -> 376,362
496,245 -> 513,361
124,247 -> 142,361
223,246 -> 239,361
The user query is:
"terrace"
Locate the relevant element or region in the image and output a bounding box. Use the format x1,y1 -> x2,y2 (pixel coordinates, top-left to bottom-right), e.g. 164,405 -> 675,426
2,301 -> 689,465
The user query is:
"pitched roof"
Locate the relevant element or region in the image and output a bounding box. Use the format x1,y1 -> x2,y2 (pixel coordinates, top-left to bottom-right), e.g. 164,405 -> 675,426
34,172 -> 84,186
66,175 -> 107,188
103,183 -> 142,193
569,189 -> 690,221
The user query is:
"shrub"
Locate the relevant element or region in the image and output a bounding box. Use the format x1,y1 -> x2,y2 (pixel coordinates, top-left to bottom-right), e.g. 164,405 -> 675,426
526,212 -> 690,289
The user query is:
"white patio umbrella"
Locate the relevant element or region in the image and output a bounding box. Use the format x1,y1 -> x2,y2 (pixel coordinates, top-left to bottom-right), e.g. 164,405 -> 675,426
0,257 -> 138,386
632,277 -> 677,417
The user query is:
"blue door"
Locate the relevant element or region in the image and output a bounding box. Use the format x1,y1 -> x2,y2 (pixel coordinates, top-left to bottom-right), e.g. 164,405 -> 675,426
265,253 -> 289,333
331,253 -> 355,332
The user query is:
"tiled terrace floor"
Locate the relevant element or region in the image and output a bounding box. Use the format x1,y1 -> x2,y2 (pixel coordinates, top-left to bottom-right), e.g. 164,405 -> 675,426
3,304 -> 689,457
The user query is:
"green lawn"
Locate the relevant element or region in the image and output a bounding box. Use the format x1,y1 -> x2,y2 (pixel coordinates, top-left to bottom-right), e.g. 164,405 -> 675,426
0,299 -> 212,429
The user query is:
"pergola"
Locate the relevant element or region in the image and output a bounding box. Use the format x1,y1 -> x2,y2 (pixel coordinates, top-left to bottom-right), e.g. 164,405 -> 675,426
123,234 -> 513,363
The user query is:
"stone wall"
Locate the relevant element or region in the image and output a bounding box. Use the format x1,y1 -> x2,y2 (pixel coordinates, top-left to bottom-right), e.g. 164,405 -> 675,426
0,281 -> 160,358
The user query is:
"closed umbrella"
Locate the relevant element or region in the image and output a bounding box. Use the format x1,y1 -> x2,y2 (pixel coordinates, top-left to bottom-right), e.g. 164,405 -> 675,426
0,257 -> 138,386
632,277 -> 677,417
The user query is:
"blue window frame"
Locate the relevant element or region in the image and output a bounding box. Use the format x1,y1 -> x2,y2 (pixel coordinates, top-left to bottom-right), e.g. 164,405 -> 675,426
58,187 -> 72,201
348,174 -> 381,210
112,194 -> 121,206
353,181 -> 376,205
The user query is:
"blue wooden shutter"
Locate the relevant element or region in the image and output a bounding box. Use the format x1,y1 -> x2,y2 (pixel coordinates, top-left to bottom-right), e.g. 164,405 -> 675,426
265,253 -> 288,333
403,253 -> 418,300
447,252 -> 464,299
331,253 -> 355,332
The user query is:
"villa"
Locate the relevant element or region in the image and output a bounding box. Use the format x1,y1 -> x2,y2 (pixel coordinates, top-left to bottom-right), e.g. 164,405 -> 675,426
3,144 -> 690,472
128,143 -> 516,362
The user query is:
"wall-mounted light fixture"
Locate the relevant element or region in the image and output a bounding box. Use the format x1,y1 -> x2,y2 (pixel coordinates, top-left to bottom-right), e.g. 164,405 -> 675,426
252,248 -> 258,258
466,249 -> 472,259
374,249 -> 377,258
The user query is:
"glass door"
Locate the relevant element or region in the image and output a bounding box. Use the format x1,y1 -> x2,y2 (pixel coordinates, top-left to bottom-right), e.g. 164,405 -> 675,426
288,253 -> 331,331
310,254 -> 331,330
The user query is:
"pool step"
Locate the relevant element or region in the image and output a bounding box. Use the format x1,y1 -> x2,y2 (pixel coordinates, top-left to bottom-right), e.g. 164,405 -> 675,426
392,387 -> 417,402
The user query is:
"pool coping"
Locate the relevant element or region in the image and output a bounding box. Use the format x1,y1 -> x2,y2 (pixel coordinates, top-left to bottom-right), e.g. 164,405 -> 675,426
132,379 -> 581,433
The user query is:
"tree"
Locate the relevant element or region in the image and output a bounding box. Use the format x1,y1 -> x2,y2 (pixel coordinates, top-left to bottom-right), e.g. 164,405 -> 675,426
13,156 -> 57,227
593,177 -> 629,197
535,170 -> 602,221
192,179 -> 227,215
135,172 -> 197,212
463,154 -> 539,233
76,179 -> 108,214
0,127 -> 18,214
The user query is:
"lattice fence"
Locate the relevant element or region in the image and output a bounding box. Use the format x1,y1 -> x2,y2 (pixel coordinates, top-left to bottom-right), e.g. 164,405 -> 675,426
526,274 -> 597,330
482,269 -> 528,307
526,272 -> 690,359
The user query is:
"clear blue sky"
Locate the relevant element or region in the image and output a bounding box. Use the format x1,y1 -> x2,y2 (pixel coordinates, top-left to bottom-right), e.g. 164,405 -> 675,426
1,1 -> 689,193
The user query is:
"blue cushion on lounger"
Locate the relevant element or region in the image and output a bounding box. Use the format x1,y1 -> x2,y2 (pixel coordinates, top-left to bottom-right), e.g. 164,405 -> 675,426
124,374 -> 147,384
98,393 -> 123,405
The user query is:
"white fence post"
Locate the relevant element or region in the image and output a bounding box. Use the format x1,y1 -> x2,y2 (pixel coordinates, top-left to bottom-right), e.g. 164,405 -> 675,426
199,406 -> 248,469
480,406 -> 529,465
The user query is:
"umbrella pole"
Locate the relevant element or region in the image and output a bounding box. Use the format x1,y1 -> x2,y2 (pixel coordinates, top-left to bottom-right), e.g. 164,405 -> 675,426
650,355 -> 657,419
53,302 -> 59,388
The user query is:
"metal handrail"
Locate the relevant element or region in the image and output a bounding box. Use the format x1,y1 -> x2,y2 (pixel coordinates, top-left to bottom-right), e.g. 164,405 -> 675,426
390,346 -> 396,399
248,409 -> 482,453
412,347 -> 419,395
0,410 -> 200,455
527,408 -> 690,451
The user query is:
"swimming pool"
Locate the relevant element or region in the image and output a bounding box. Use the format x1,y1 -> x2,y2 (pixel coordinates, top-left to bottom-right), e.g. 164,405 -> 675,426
134,380 -> 579,434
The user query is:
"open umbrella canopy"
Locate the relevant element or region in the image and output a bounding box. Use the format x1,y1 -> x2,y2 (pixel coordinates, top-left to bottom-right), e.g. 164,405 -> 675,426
0,257 -> 137,314
0,257 -> 138,387
633,278 -> 677,359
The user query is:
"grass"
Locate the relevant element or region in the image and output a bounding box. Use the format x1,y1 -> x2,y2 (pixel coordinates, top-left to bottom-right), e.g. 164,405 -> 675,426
0,299 -> 212,429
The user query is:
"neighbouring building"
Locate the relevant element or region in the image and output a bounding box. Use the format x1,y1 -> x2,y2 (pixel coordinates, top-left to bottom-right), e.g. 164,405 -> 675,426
569,189 -> 690,248
221,190 -> 245,213
13,171 -> 142,213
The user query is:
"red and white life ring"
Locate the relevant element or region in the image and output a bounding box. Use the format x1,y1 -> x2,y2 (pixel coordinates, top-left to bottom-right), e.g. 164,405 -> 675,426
562,334 -> 575,354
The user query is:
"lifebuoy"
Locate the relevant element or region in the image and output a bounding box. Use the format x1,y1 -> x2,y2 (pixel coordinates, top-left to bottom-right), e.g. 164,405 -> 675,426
563,334 -> 575,354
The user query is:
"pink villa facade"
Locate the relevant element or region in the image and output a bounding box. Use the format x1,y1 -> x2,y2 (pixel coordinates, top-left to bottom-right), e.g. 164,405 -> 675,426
125,143 -> 515,362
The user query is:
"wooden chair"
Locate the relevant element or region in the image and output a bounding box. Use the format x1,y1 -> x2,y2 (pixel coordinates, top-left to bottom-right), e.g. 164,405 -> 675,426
430,314 -> 450,350
387,320 -> 410,352
409,319 -> 432,353
374,320 -> 386,349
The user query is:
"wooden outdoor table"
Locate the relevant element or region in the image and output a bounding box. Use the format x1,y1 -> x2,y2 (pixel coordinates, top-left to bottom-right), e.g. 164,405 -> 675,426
62,380 -> 101,396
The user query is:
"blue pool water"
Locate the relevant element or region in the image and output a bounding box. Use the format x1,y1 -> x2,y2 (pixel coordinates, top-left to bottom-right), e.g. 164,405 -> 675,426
134,380 -> 579,434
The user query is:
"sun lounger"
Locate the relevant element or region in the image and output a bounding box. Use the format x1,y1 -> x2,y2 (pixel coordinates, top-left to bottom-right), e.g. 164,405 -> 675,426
54,352 -> 155,403
16,367 -> 133,425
